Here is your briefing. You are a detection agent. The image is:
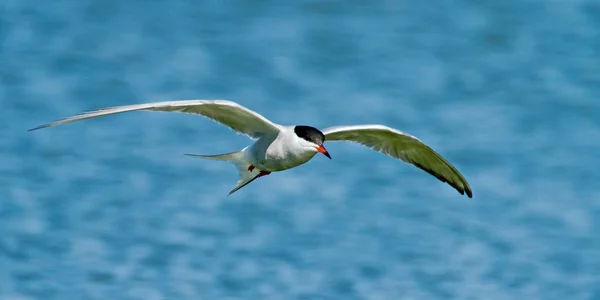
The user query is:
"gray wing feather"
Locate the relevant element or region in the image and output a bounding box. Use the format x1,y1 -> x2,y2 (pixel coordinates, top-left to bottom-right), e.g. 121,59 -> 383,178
29,100 -> 281,139
322,124 -> 472,198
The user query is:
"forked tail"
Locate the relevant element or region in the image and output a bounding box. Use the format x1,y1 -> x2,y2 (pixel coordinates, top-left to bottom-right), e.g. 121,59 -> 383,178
184,149 -> 262,196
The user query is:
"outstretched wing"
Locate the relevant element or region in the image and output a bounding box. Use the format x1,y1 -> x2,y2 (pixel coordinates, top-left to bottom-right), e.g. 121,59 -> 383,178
29,100 -> 281,139
322,124 -> 472,198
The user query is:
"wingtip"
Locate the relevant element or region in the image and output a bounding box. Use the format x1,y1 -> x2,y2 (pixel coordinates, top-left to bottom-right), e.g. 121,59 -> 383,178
453,183 -> 473,198
460,185 -> 473,198
463,182 -> 473,198
28,125 -> 46,132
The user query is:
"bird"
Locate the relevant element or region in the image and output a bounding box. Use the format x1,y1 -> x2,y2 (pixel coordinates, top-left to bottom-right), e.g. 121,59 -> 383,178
29,100 -> 472,197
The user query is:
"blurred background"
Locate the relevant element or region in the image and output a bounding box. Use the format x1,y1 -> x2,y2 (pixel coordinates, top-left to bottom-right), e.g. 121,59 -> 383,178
1,0 -> 599,299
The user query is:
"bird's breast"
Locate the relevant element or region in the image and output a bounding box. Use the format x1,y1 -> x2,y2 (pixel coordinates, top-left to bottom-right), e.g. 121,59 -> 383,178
255,143 -> 316,172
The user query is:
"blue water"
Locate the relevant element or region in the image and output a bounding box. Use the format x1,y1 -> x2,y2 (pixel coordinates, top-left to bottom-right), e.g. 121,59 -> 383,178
2,1 -> 600,299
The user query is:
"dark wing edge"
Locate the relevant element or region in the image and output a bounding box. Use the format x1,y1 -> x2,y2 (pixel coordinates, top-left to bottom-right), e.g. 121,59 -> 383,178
323,125 -> 473,198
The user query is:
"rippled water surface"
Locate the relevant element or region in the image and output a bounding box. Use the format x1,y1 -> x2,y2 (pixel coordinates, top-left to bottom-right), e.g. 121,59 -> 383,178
2,1 -> 600,299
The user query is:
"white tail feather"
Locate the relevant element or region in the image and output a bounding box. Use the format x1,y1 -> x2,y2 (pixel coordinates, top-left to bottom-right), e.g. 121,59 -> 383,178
185,148 -> 262,196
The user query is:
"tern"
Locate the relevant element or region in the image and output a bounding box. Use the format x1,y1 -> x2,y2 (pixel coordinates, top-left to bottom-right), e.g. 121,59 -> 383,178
29,100 -> 472,197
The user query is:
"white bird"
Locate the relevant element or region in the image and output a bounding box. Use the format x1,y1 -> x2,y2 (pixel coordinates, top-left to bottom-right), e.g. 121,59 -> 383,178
29,100 -> 472,197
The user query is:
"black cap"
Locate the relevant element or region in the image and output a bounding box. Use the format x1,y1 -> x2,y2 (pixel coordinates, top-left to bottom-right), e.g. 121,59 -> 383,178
293,125 -> 325,145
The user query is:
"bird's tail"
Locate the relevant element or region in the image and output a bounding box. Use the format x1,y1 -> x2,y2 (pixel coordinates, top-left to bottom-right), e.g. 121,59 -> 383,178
185,148 -> 261,196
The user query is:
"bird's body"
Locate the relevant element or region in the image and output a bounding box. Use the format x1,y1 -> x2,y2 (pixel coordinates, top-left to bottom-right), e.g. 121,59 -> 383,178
250,126 -> 318,171
29,100 -> 473,197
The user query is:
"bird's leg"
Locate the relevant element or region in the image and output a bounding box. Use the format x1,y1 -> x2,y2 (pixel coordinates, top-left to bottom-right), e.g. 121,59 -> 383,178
257,170 -> 271,177
248,165 -> 255,172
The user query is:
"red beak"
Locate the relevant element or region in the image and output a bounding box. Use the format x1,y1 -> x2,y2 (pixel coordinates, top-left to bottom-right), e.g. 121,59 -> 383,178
315,145 -> 331,159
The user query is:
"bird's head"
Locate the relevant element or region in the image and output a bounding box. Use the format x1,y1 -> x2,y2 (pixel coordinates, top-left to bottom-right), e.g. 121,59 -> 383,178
293,125 -> 331,159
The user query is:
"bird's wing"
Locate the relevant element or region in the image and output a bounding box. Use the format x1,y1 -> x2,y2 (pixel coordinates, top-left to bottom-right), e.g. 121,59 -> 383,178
29,100 -> 281,139
322,124 -> 472,198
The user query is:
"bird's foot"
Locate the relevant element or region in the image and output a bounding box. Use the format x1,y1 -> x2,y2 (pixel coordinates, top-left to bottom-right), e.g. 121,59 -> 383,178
257,170 -> 271,177
248,165 -> 255,172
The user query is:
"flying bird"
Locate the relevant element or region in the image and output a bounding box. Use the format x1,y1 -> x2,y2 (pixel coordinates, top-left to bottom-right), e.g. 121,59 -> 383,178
29,100 -> 472,197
